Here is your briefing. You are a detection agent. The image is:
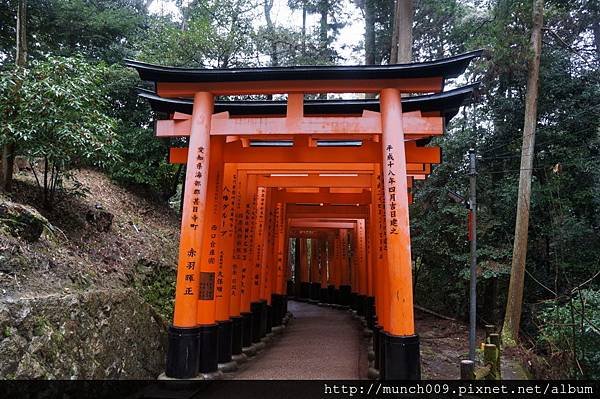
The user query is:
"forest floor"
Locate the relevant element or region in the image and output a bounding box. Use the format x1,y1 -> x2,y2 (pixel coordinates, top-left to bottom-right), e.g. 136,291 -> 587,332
0,167 -> 179,308
417,311 -> 529,379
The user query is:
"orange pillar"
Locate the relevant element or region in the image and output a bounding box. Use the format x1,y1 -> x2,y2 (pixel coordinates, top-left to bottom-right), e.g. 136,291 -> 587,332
196,136 -> 229,374
282,204 -> 290,297
320,238 -> 328,289
299,238 -> 309,299
310,237 -> 320,301
208,161 -> 241,372
380,87 -> 420,380
338,229 -> 348,286
332,234 -> 339,289
230,170 -> 245,319
166,91 -> 213,379
338,228 -> 351,306
261,190 -> 275,303
217,163 -> 237,323
234,171 -> 254,351
350,228 -> 358,293
251,186 -> 267,305
271,201 -> 286,326
197,136 -> 224,326
240,173 -> 257,315
220,163 -> 245,362
357,218 -> 368,317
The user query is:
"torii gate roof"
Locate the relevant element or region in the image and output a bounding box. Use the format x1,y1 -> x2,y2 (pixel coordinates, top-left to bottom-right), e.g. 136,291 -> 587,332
126,50 -> 482,84
126,51 -> 482,96
137,83 -> 478,125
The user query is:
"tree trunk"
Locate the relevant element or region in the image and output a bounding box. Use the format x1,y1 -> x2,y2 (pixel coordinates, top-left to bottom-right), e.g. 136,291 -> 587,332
502,0 -> 544,347
2,0 -> 27,192
264,0 -> 278,67
593,4 -> 600,61
364,0 -> 375,65
264,0 -> 278,101
302,1 -> 307,57
364,0 -> 377,99
318,0 -> 328,99
390,0 -> 413,64
319,0 -> 328,59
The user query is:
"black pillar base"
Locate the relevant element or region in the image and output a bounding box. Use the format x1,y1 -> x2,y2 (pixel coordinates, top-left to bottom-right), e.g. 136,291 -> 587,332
319,287 -> 329,303
327,285 -> 336,304
165,326 -> 200,378
259,299 -> 268,338
217,320 -> 233,364
357,294 -> 367,316
198,324 -> 219,374
250,302 -> 262,343
310,282 -> 321,301
300,282 -> 311,299
283,294 -> 288,315
271,294 -> 282,326
350,292 -> 359,312
365,296 -> 375,329
381,332 -> 421,380
378,328 -> 386,380
373,324 -> 382,370
230,316 -> 244,355
339,285 -> 352,306
241,312 -> 253,348
265,304 -> 273,334
286,280 -> 294,296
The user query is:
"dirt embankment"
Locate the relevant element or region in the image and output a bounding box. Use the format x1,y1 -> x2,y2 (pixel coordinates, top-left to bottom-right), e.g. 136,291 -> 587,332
0,168 -> 179,379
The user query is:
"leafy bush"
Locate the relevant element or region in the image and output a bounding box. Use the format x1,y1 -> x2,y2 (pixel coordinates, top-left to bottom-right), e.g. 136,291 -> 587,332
0,56 -> 119,208
537,289 -> 600,379
100,66 -> 181,201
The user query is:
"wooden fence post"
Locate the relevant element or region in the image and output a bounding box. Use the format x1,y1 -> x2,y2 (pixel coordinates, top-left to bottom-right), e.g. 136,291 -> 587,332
460,360 -> 475,380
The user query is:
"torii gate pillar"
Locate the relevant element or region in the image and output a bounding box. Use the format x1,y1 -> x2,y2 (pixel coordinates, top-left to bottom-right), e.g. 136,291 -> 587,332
380,88 -> 421,380
166,91 -> 213,379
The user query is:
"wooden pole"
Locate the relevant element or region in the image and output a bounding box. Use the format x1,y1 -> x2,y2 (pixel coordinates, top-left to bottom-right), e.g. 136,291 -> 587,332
460,360 -> 475,380
503,0 -> 544,347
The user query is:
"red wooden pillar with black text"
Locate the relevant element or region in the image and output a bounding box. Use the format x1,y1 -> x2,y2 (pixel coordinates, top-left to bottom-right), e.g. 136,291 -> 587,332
379,88 -> 420,380
164,91 -> 213,379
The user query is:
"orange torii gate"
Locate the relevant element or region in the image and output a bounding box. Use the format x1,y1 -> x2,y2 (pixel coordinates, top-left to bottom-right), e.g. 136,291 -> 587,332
128,52 -> 480,380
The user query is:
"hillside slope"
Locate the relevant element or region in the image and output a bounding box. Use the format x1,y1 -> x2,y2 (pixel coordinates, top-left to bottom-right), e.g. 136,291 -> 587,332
0,168 -> 179,378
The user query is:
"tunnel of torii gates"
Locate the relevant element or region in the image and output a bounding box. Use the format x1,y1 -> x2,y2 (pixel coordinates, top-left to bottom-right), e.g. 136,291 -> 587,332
127,49 -> 481,381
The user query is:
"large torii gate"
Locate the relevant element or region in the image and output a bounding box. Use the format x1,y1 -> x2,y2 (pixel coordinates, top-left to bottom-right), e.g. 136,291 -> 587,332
128,52 -> 480,380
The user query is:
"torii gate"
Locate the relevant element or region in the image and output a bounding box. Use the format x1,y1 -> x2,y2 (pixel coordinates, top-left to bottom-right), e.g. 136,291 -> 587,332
128,51 -> 481,380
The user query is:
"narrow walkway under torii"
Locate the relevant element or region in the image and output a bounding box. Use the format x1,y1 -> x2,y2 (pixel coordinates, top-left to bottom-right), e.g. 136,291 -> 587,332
232,301 -> 368,380
126,50 -> 485,381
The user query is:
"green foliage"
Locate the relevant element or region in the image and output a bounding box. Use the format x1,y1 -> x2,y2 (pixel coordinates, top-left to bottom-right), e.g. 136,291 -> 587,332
411,0 -> 599,334
100,65 -> 180,199
537,289 -> 600,379
133,261 -> 176,322
0,55 -> 119,207
137,0 -> 260,68
0,0 -> 148,65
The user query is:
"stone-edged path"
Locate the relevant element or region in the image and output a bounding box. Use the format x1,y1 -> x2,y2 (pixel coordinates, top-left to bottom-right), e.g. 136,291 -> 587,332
231,300 -> 369,380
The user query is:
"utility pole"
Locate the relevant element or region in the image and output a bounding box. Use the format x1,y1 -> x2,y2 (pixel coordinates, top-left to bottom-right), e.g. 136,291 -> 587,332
468,148 -> 477,361
503,0 -> 544,347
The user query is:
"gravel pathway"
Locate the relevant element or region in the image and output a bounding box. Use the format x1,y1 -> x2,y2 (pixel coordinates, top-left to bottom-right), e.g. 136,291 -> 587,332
233,300 -> 368,380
